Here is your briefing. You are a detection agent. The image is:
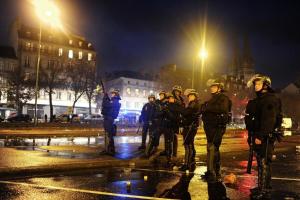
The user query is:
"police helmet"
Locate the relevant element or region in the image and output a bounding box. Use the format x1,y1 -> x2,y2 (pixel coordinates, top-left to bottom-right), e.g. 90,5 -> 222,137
184,88 -> 198,97
247,74 -> 272,88
206,79 -> 225,89
172,85 -> 183,93
111,89 -> 120,95
159,90 -> 167,96
165,92 -> 174,99
148,94 -> 156,100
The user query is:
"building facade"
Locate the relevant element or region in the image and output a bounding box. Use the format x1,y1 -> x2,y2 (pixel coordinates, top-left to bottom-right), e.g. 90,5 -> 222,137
104,77 -> 162,125
0,46 -> 18,118
9,20 -> 98,118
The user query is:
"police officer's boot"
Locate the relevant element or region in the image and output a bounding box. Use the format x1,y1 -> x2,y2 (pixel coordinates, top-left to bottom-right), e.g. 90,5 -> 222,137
138,126 -> 148,150
251,159 -> 271,200
172,134 -> 178,157
214,147 -> 222,181
250,156 -> 262,195
179,145 -> 189,171
166,139 -> 173,166
107,138 -> 115,156
188,144 -> 196,172
145,136 -> 155,158
159,136 -> 168,156
202,143 -> 216,182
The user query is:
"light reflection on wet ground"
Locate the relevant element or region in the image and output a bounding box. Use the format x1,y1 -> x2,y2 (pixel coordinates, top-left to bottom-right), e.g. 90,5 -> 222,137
1,163 -> 299,200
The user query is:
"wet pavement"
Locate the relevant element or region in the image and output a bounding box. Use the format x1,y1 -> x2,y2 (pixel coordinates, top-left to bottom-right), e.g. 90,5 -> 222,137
0,157 -> 299,200
0,132 -> 299,199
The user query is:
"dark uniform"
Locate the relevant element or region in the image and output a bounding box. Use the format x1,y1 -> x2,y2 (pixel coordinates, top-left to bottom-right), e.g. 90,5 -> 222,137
139,99 -> 157,150
202,79 -> 231,181
246,74 -> 282,199
163,93 -> 182,163
178,89 -> 201,171
153,95 -> 168,149
172,85 -> 185,157
101,91 -> 121,155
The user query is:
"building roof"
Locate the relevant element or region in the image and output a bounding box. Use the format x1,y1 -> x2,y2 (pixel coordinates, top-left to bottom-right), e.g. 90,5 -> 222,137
0,46 -> 17,59
105,70 -> 155,81
18,24 -> 95,51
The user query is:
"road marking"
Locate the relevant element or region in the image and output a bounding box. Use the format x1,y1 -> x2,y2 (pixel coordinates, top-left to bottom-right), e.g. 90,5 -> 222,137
0,180 -> 177,200
131,168 -> 300,182
236,175 -> 300,182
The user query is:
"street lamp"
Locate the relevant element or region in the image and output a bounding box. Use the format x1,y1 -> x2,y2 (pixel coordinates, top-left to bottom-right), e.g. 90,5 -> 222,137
191,48 -> 208,89
33,0 -> 61,125
199,47 -> 208,91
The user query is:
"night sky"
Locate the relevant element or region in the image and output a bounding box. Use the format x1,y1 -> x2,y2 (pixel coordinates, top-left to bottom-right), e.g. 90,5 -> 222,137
0,0 -> 299,88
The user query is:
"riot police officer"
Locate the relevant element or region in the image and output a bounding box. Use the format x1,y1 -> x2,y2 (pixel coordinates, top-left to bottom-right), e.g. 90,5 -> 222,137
201,79 -> 232,182
138,94 -> 157,150
179,89 -> 201,171
163,93 -> 182,165
154,91 -> 168,151
171,85 -> 185,157
246,74 -> 282,199
101,89 -> 121,156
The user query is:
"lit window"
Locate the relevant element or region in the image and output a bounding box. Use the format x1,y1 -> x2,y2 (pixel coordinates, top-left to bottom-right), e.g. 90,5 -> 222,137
68,50 -> 73,59
26,42 -> 31,50
88,53 -> 92,61
143,90 -> 146,96
25,56 -> 30,67
67,93 -> 72,101
135,102 -> 139,109
88,43 -> 92,48
58,48 -> 63,56
126,88 -> 131,95
78,51 -> 83,59
56,92 -> 61,100
79,41 -> 82,47
69,39 -> 73,45
126,101 -> 131,108
135,89 -> 139,95
150,90 -> 153,94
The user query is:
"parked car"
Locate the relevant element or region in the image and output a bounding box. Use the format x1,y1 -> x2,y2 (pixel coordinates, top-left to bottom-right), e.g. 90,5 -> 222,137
54,114 -> 80,123
83,114 -> 103,123
7,113 -> 32,122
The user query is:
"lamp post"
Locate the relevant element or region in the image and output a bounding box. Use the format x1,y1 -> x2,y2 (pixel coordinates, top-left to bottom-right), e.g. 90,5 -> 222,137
34,22 -> 42,126
33,0 -> 61,125
199,48 -> 208,91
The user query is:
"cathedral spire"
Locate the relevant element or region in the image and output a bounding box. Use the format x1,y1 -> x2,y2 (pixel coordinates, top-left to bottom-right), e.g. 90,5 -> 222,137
242,35 -> 254,68
229,36 -> 240,77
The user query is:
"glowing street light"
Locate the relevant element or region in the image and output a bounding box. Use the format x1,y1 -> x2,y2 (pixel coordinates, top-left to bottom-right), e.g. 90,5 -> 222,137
33,0 -> 63,28
199,48 -> 208,60
32,0 -> 62,125
192,48 -> 208,89
199,47 -> 208,91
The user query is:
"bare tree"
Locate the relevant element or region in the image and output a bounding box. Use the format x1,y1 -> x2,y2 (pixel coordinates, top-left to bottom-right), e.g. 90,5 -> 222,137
6,66 -> 34,114
39,60 -> 65,122
84,65 -> 97,115
67,64 -> 87,114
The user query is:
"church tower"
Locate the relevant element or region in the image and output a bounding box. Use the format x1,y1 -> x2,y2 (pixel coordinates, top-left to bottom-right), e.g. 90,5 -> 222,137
229,37 -> 240,78
239,35 -> 255,82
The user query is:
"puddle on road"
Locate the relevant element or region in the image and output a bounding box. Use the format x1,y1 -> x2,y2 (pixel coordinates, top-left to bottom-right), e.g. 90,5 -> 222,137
3,166 -> 299,200
0,136 -> 143,147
